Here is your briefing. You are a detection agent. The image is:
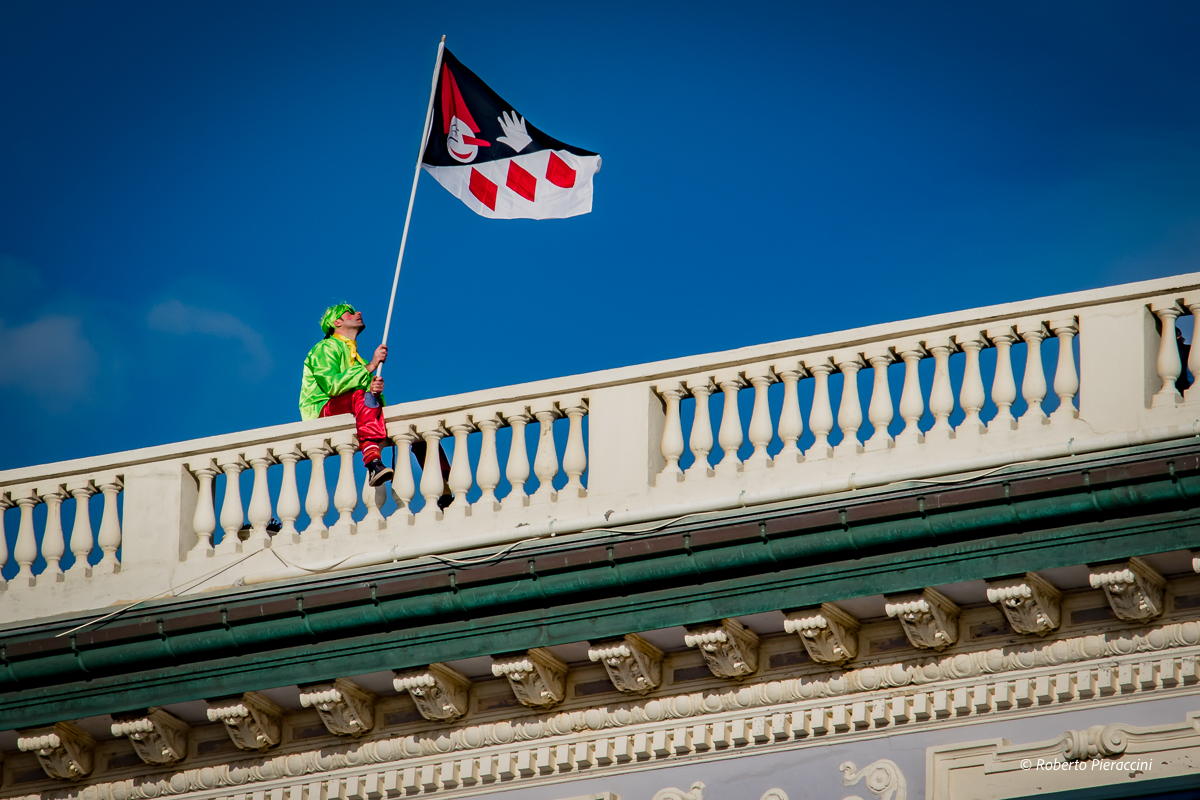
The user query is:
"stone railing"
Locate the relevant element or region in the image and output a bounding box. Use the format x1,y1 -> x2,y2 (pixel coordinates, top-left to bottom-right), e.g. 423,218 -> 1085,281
4,272 -> 1200,624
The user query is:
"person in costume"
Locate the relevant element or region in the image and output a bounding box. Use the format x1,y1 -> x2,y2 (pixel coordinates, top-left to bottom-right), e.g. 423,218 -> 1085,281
300,303 -> 451,502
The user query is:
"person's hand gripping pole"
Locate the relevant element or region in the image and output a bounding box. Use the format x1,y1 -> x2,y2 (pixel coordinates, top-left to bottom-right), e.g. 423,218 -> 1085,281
363,344 -> 387,408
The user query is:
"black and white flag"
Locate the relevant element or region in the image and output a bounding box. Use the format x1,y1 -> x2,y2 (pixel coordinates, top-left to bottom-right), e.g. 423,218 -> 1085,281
421,49 -> 601,219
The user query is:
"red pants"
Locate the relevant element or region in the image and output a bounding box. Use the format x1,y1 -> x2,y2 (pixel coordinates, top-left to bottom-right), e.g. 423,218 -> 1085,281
320,389 -> 450,475
321,390 -> 387,465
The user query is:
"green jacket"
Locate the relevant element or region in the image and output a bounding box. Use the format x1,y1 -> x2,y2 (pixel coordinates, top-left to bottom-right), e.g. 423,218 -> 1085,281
299,336 -> 384,420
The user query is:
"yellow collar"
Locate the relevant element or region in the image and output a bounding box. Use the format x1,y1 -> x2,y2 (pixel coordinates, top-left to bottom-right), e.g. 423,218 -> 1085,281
331,333 -> 362,363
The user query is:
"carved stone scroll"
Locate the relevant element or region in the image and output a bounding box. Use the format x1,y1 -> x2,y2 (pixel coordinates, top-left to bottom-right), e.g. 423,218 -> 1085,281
298,678 -> 376,737
110,708 -> 190,765
393,663 -> 471,721
588,633 -> 665,694
206,692 -> 283,751
1061,724 -> 1130,761
491,648 -> 568,708
652,782 -> 705,800
783,603 -> 860,664
986,572 -> 1062,636
17,722 -> 96,780
841,758 -> 906,800
885,588 -> 959,650
684,618 -> 760,679
1089,557 -> 1166,622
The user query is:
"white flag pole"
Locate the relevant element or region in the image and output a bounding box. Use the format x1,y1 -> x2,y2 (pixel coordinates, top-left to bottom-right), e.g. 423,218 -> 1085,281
374,35 -> 445,388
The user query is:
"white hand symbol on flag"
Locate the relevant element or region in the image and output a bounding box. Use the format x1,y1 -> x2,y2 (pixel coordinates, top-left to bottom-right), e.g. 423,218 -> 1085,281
497,111 -> 532,153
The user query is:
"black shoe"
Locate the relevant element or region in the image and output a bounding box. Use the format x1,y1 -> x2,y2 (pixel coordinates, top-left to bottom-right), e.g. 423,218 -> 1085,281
366,459 -> 394,487
437,491 -> 455,511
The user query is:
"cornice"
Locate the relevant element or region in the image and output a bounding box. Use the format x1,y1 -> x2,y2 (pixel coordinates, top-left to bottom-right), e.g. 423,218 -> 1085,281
6,617 -> 1200,800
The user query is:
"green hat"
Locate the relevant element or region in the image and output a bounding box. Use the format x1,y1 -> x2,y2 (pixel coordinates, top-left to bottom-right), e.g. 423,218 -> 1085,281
320,303 -> 356,335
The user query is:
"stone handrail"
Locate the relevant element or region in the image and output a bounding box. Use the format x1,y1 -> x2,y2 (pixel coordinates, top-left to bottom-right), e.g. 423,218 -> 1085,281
4,271 -> 1200,625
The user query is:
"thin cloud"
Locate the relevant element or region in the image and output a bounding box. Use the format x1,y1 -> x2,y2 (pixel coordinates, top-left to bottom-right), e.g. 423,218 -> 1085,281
0,315 -> 99,408
147,300 -> 273,374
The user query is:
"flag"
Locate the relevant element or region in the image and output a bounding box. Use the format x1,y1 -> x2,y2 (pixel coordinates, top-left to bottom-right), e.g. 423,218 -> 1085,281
421,48 -> 601,220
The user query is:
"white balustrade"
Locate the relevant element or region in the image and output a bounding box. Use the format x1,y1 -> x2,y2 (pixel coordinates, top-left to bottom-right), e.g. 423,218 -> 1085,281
5,270 -> 1200,620
1186,299 -> 1200,394
0,494 -> 10,587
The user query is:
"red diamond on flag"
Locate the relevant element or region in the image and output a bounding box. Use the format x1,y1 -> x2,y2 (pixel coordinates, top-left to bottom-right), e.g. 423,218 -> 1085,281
469,168 -> 498,210
506,160 -> 537,202
545,153 -> 576,188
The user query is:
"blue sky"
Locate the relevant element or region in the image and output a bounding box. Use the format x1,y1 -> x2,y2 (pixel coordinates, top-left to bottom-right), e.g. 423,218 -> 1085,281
3,1 -> 1200,470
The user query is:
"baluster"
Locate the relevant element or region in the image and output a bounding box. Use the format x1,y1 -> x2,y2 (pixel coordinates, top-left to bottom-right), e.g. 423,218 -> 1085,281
956,333 -> 987,436
657,383 -> 687,483
275,446 -> 303,543
806,360 -> 835,459
40,486 -> 66,579
331,435 -> 359,533
1050,317 -> 1080,422
562,401 -> 589,497
895,346 -> 927,445
216,456 -> 246,553
834,356 -> 865,456
67,482 -> 96,574
1151,303 -> 1183,409
13,489 -> 38,584
390,428 -> 418,518
715,374 -> 746,474
302,441 -> 331,537
774,363 -> 805,464
474,415 -> 503,510
189,462 -> 218,557
744,369 -> 777,469
926,338 -> 956,441
987,327 -> 1018,432
1187,299 -> 1200,398
0,494 -> 11,588
1018,322 -> 1049,425
504,410 -> 532,507
361,479 -> 387,531
864,349 -> 895,451
532,408 -> 561,501
447,419 -> 476,515
419,424 -> 448,515
244,451 -> 276,547
97,478 -> 123,572
685,378 -> 716,478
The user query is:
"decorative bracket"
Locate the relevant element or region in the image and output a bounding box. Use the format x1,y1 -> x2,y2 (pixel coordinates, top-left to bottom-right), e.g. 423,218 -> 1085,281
491,648 -> 568,708
206,692 -> 283,751
1089,557 -> 1166,622
986,572 -> 1062,636
588,633 -> 665,694
17,722 -> 96,780
110,708 -> 190,765
783,603 -> 860,664
885,588 -> 960,650
684,618 -> 760,679
298,678 -> 376,737
393,663 -> 472,721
